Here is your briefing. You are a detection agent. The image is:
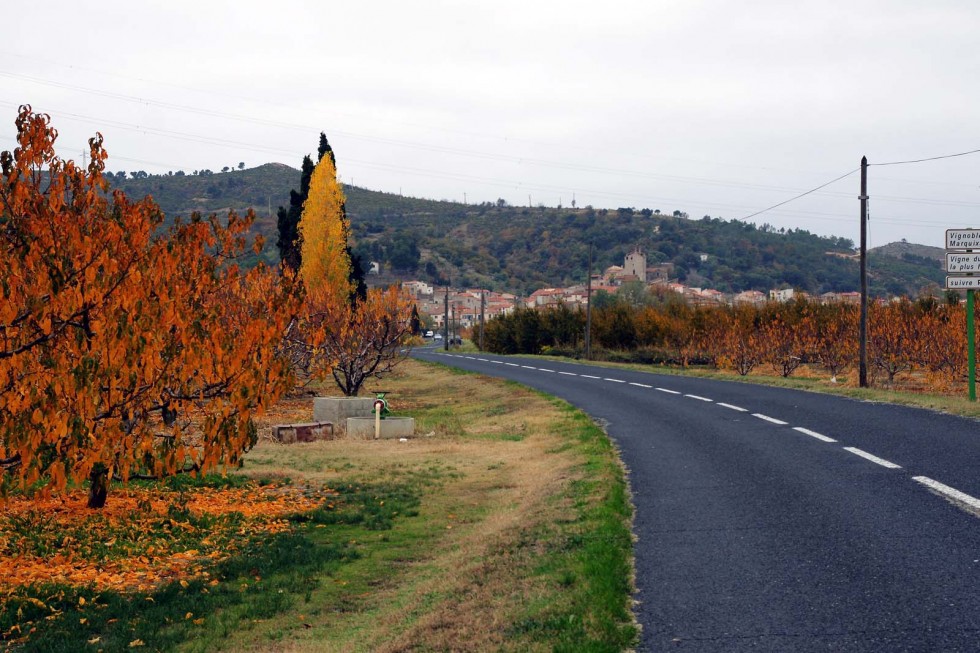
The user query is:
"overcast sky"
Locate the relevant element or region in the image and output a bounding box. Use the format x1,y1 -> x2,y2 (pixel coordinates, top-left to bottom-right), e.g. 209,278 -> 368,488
2,0 -> 978,248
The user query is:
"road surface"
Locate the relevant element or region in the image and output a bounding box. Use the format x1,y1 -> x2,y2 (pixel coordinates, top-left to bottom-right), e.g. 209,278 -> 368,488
415,347 -> 980,652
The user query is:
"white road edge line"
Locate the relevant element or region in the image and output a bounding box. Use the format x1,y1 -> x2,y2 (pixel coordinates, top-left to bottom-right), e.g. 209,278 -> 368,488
581,374 -> 601,379
752,413 -> 788,425
629,382 -> 652,388
685,394 -> 712,402
843,447 -> 902,469
793,427 -> 837,443
656,388 -> 681,395
717,403 -> 747,412
913,476 -> 980,512
604,378 -> 626,383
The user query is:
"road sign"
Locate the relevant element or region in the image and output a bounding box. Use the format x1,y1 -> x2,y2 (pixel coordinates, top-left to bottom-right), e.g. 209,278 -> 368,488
946,276 -> 980,289
946,252 -> 980,274
946,229 -> 980,250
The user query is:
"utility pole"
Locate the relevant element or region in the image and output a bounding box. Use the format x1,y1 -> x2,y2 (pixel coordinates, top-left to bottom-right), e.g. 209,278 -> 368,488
479,290 -> 486,351
859,156 -> 869,388
585,242 -> 593,360
443,285 -> 449,351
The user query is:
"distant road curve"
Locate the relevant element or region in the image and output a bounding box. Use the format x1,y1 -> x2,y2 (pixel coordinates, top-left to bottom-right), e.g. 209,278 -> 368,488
415,347 -> 980,652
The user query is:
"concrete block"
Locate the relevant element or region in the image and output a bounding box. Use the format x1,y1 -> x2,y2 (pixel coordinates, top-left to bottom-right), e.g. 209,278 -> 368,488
345,417 -> 415,440
314,397 -> 377,431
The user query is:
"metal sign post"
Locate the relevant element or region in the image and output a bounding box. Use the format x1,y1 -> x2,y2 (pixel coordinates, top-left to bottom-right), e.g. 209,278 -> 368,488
969,289 -> 976,402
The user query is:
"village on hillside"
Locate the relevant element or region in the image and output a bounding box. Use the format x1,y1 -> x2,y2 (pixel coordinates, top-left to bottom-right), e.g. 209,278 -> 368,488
402,249 -> 862,330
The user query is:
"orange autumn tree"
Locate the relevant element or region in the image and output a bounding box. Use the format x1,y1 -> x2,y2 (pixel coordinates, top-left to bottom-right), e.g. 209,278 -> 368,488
287,138 -> 413,396
0,106 -> 298,507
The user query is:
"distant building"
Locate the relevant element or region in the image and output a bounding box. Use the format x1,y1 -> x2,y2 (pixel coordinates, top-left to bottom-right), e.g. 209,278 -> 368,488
646,263 -> 673,282
401,280 -> 434,298
769,288 -> 795,303
624,248 -> 647,283
733,290 -> 767,306
820,291 -> 861,305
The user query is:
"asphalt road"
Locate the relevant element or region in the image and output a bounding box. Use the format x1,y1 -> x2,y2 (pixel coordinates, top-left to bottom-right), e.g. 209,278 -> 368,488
414,346 -> 980,652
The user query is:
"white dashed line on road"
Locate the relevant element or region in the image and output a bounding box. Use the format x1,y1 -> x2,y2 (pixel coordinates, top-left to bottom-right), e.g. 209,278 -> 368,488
521,366 -> 537,370
913,476 -> 980,512
605,378 -> 626,383
581,374 -> 601,379
539,368 -> 556,373
629,382 -> 652,388
505,363 -> 519,367
477,358 -> 489,362
558,371 -> 577,376
843,447 -> 902,469
717,403 -> 747,412
656,388 -> 681,395
752,413 -> 788,425
793,427 -> 836,443
491,360 -> 503,364
685,394 -> 712,402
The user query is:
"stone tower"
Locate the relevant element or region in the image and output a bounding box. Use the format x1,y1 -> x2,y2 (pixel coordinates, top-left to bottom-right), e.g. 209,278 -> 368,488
624,248 -> 647,283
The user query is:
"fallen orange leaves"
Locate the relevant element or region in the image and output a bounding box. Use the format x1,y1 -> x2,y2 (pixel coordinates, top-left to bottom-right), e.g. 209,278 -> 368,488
0,483 -> 333,593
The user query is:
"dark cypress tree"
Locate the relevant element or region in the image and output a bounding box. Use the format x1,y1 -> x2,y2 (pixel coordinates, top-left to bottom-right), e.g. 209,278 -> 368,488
410,305 -> 422,336
346,242 -> 368,306
318,132 -> 335,168
276,154 -> 315,272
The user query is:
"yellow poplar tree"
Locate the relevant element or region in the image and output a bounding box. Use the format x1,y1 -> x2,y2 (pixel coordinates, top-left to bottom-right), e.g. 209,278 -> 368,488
298,154 -> 352,303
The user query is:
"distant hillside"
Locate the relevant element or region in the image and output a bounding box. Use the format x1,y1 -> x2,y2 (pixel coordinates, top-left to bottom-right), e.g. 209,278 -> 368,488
870,240 -> 944,263
109,165 -> 945,297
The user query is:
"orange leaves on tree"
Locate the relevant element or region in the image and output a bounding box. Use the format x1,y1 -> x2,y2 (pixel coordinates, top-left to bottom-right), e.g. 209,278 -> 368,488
0,106 -> 301,506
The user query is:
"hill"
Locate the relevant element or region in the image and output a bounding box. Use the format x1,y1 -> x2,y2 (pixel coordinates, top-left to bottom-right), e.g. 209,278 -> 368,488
109,165 -> 945,297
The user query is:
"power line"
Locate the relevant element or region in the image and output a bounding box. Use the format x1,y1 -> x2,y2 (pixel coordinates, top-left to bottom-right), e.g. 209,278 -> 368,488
871,147 -> 980,167
738,169 -> 859,221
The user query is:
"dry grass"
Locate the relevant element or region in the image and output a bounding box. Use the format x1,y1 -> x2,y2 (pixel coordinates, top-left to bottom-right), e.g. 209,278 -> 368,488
214,360 -> 629,652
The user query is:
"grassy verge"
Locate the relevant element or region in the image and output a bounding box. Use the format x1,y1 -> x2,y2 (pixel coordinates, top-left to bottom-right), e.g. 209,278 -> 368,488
0,359 -> 636,652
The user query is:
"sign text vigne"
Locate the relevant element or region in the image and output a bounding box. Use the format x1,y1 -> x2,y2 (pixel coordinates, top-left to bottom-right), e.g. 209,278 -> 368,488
946,229 -> 980,250
946,252 -> 980,273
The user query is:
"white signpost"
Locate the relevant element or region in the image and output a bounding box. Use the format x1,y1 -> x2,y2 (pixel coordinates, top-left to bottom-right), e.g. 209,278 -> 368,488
946,276 -> 980,289
946,229 -> 980,250
946,252 -> 980,274
945,228 -> 978,401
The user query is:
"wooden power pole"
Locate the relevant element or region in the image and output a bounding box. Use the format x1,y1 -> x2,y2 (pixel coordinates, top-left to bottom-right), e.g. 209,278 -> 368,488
859,156 -> 869,388
585,242 -> 593,360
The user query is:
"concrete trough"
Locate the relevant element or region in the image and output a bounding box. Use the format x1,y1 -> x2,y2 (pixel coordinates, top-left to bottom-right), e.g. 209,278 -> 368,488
314,397 -> 377,432
345,417 -> 415,440
272,421 -> 334,444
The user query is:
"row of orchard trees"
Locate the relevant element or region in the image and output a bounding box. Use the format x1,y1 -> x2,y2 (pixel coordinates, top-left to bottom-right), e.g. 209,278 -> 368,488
0,107 -> 413,507
483,295 -> 977,391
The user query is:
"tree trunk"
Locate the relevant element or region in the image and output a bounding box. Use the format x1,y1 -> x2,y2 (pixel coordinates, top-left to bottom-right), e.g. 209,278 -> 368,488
88,465 -> 109,509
